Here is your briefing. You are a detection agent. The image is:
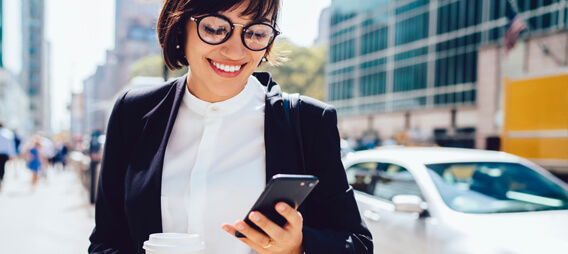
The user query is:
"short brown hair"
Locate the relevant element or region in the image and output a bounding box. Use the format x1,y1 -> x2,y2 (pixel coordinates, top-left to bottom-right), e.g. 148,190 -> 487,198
157,0 -> 281,70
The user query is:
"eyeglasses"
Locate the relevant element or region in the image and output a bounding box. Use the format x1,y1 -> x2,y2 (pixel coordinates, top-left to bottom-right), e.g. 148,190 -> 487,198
190,14 -> 280,51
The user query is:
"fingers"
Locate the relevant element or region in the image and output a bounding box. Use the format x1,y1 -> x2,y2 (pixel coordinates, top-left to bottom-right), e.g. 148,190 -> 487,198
274,202 -> 303,231
248,211 -> 285,240
221,203 -> 303,253
222,222 -> 274,252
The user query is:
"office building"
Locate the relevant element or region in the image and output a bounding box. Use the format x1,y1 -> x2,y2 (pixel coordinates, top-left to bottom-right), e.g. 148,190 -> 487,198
81,0 -> 162,136
0,0 -> 3,68
21,0 -> 50,133
327,0 -> 568,150
0,0 -> 32,134
314,7 -> 331,46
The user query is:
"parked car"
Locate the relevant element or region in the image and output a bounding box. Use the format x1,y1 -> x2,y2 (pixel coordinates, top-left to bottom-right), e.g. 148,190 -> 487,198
342,147 -> 568,254
340,138 -> 355,157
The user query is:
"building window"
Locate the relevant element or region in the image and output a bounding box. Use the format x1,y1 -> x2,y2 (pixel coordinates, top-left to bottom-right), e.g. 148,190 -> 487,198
435,57 -> 446,87
395,13 -> 429,45
359,72 -> 386,97
392,97 -> 426,111
434,90 -> 476,106
361,27 -> 388,55
329,79 -> 354,101
542,0 -> 556,7
393,63 -> 427,92
394,47 -> 428,61
436,51 -> 477,87
490,0 -> 504,21
464,51 -> 475,83
542,13 -> 552,29
437,4 -> 448,34
489,27 -> 504,41
449,1 -> 458,32
330,38 -> 356,63
331,11 -> 356,25
475,0 -> 483,25
530,0 -> 538,10
395,0 -> 429,15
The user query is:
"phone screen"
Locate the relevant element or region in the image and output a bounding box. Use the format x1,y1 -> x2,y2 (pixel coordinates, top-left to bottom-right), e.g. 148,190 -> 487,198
235,174 -> 319,238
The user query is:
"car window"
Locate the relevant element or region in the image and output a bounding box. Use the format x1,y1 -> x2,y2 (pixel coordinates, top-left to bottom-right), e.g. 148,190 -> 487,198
346,162 -> 423,201
372,163 -> 423,201
346,162 -> 378,194
427,162 -> 568,213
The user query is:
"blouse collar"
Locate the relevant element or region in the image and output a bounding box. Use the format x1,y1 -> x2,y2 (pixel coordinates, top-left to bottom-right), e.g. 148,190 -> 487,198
183,75 -> 265,116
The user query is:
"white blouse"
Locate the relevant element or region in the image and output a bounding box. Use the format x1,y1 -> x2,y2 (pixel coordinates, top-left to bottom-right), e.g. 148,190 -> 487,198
161,75 -> 267,254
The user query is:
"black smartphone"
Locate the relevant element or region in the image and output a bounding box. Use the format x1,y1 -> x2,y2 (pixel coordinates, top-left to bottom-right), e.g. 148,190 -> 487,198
235,174 -> 319,238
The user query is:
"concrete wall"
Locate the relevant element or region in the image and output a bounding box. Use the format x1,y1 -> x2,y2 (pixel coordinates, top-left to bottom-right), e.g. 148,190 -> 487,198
527,33 -> 568,73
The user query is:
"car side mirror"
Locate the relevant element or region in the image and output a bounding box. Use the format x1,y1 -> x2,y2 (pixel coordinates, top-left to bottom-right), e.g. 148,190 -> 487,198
392,194 -> 428,215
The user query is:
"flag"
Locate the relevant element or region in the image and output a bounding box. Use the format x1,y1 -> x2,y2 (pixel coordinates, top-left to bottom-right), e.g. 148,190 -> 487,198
503,12 -> 527,52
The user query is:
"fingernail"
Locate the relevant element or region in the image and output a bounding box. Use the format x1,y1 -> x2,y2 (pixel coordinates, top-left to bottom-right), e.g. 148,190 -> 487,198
236,222 -> 245,230
277,203 -> 286,211
222,225 -> 229,232
251,212 -> 260,222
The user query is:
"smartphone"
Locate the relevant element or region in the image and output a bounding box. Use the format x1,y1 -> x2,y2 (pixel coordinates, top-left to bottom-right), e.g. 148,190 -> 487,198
235,174 -> 319,238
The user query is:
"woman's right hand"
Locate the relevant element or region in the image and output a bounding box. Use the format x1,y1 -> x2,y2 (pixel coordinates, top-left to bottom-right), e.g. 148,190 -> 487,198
222,202 -> 304,254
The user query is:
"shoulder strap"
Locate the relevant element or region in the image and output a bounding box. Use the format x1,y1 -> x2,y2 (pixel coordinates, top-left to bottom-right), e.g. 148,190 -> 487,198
282,93 -> 306,174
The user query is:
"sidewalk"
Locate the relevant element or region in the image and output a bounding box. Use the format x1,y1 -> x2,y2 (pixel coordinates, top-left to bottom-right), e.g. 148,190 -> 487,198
0,160 -> 95,254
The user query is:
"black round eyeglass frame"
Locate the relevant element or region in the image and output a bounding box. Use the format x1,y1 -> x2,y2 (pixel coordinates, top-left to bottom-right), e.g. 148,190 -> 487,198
190,14 -> 281,51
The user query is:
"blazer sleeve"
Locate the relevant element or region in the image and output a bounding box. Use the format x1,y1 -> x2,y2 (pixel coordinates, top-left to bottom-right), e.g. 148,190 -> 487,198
89,91 -> 137,253
300,103 -> 373,254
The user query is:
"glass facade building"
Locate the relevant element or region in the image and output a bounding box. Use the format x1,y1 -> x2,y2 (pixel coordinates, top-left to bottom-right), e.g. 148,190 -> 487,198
0,0 -> 3,68
326,0 -> 568,116
21,0 -> 48,132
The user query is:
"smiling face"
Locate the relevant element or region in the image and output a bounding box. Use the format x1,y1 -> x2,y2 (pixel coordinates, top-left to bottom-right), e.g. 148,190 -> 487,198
184,1 -> 271,103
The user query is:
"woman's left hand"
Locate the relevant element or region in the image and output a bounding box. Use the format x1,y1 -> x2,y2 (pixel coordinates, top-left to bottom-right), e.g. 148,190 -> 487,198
222,202 -> 304,254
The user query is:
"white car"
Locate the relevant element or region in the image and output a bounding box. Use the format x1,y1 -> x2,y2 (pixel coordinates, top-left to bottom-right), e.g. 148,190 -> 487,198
342,147 -> 568,254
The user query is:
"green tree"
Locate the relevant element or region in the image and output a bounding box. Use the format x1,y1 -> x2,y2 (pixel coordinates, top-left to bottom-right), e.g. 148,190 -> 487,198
129,54 -> 187,81
259,38 -> 326,101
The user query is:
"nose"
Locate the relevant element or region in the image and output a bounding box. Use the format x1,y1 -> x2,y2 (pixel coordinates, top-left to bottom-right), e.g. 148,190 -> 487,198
220,25 -> 246,60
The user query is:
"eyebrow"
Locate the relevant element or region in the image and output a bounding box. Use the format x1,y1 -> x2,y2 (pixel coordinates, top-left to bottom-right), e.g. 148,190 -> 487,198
255,17 -> 272,23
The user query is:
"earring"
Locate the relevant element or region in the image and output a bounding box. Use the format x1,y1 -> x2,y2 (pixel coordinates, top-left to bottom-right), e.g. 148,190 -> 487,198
262,57 -> 267,62
176,45 -> 180,49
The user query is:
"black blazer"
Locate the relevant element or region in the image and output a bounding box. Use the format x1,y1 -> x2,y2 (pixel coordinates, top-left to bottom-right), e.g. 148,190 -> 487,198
89,72 -> 373,254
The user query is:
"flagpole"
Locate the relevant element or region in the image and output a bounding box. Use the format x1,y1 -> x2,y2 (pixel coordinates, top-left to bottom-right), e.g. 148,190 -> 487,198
506,0 -> 565,66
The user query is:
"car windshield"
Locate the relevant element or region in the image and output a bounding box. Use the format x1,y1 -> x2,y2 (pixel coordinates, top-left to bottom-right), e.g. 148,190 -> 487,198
426,162 -> 568,213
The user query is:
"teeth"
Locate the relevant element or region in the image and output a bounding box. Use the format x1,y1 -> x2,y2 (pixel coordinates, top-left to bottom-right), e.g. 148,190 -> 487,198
211,60 -> 242,72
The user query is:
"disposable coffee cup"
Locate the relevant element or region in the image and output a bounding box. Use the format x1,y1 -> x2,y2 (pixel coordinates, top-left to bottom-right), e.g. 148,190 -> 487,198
143,233 -> 205,254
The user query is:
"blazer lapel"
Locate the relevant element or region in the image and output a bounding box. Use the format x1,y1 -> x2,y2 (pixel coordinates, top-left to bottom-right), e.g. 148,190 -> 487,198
126,76 -> 186,240
262,73 -> 304,183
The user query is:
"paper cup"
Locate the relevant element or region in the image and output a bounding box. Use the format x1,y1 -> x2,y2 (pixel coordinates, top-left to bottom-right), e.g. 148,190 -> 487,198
143,233 -> 205,254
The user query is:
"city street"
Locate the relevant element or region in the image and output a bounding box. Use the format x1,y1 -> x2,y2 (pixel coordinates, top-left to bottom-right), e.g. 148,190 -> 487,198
0,161 -> 94,254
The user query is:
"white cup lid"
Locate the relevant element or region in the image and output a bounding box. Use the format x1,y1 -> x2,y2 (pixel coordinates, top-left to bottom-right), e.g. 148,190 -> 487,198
143,233 -> 205,253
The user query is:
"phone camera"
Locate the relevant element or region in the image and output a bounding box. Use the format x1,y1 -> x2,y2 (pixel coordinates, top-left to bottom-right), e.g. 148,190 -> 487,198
308,183 -> 315,187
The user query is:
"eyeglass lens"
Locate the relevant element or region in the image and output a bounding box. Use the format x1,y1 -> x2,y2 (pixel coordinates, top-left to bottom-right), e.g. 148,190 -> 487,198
197,16 -> 276,50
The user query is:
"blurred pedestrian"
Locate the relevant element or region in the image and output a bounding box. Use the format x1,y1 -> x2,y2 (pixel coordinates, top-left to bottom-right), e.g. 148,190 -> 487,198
0,123 -> 16,190
25,135 -> 47,187
36,134 -> 54,178
89,0 -> 372,253
13,130 -> 21,157
88,131 -> 103,204
52,134 -> 70,172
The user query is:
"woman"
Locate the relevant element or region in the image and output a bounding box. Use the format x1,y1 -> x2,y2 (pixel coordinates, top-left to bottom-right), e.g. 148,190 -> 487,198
25,135 -> 46,187
89,0 -> 373,253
